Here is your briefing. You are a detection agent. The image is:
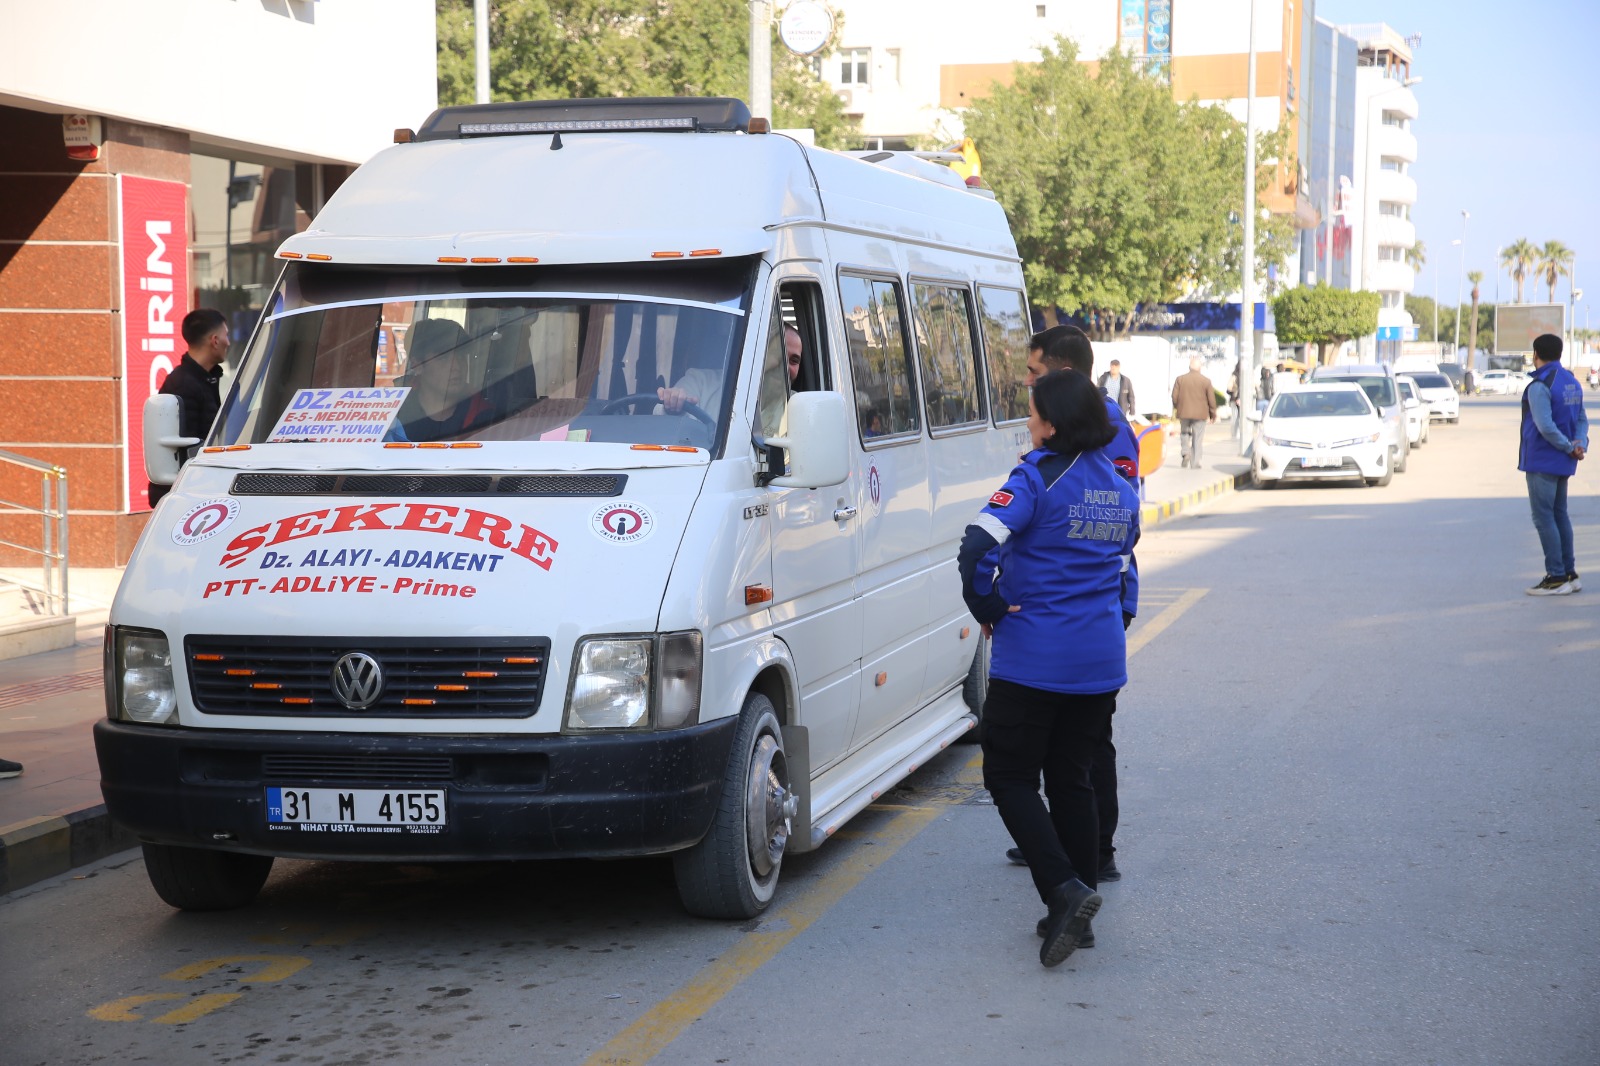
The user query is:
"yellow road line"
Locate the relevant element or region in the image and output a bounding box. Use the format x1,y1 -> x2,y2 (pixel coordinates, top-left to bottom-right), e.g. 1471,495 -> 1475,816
581,804 -> 940,1066
1127,587 -> 1208,658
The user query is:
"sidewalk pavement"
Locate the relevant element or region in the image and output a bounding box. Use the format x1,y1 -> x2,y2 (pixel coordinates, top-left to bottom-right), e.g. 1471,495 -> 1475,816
0,422 -> 1249,896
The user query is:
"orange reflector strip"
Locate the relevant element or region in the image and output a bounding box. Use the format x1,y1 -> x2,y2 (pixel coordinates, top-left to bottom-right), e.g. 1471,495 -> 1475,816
224,669 -> 255,677
279,251 -> 303,259
503,657 -> 540,664
402,699 -> 436,706
384,442 -> 414,449
451,442 -> 483,448
251,683 -> 282,690
666,445 -> 699,453
464,671 -> 498,678
507,256 -> 539,263
651,251 -> 684,258
305,253 -> 333,261
281,697 -> 314,705
689,248 -> 721,257
418,442 -> 449,449
228,445 -> 251,451
470,257 -> 501,264
194,654 -> 224,662
631,444 -> 665,451
435,684 -> 468,692
437,256 -> 467,263
744,584 -> 773,606
202,446 -> 227,453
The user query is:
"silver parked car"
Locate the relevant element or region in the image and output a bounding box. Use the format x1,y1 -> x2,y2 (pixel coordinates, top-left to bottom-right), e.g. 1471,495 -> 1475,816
1309,364 -> 1410,473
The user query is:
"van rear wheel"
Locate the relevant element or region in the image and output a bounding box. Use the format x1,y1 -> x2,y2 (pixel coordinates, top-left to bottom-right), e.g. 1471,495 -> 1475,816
674,693 -> 794,919
957,633 -> 991,744
142,842 -> 273,911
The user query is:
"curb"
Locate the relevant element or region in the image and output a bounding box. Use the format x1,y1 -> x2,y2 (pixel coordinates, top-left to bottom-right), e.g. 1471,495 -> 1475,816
0,804 -> 139,896
1142,469 -> 1251,527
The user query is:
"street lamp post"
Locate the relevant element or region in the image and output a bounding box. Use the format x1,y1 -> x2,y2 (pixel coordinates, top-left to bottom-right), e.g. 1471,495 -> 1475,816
1451,210 -> 1469,364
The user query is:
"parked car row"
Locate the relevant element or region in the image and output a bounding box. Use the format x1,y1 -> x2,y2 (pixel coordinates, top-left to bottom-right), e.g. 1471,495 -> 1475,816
1246,361 -> 1463,490
1475,369 -> 1530,396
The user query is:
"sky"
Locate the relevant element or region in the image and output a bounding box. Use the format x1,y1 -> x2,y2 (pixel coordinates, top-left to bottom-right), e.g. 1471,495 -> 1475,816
1314,0 -> 1600,328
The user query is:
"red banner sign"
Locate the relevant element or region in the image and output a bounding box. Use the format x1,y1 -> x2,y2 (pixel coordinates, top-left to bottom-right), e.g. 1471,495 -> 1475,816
119,175 -> 191,512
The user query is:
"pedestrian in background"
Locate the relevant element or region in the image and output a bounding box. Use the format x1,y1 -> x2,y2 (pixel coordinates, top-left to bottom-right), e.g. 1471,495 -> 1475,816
1171,356 -> 1217,468
1098,359 -> 1137,417
958,369 -> 1139,967
147,308 -> 230,508
1520,333 -> 1588,595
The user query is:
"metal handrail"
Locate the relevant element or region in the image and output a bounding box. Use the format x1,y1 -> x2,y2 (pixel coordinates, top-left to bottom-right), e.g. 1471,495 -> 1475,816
0,449 -> 69,617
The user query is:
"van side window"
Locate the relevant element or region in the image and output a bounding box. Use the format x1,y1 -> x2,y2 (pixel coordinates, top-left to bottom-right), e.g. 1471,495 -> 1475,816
756,282 -> 828,439
910,282 -> 985,429
839,274 -> 919,440
977,286 -> 1032,423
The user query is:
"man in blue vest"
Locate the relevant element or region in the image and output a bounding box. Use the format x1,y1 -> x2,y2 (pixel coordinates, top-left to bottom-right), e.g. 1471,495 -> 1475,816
1520,334 -> 1589,595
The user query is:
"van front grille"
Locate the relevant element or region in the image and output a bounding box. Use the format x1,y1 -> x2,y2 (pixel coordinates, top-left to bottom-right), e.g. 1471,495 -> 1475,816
185,636 -> 550,719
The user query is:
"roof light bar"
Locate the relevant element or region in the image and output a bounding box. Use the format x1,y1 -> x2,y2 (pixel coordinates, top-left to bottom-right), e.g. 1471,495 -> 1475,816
460,117 -> 696,136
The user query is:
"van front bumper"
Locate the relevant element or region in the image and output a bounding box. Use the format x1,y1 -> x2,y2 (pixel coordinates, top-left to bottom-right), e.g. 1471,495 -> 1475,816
93,718 -> 737,862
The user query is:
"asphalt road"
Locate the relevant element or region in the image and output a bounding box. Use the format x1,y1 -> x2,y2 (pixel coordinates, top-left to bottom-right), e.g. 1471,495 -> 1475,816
2,395 -> 1596,1066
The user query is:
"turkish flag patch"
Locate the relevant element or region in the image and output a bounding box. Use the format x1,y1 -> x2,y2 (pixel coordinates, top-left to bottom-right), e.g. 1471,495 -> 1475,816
988,490 -> 1014,507
1112,456 -> 1138,479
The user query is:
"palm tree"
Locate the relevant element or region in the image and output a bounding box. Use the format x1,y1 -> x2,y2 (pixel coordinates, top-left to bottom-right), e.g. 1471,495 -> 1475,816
1537,240 -> 1575,303
1466,270 -> 1484,368
1501,239 -> 1538,303
1406,241 -> 1426,271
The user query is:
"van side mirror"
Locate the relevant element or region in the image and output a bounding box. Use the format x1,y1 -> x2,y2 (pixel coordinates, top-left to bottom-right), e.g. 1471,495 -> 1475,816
143,394 -> 201,486
767,392 -> 849,489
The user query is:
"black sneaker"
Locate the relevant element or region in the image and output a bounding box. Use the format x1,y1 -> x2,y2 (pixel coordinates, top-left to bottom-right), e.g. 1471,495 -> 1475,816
1528,575 -> 1575,596
1039,879 -> 1102,968
1006,847 -> 1028,866
0,758 -> 21,779
1567,572 -> 1583,592
1036,916 -> 1094,948
1098,857 -> 1121,883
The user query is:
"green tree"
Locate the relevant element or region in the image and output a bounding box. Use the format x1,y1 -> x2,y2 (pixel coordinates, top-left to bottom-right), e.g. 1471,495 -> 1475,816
1466,270 -> 1484,366
435,0 -> 856,148
1536,239 -> 1575,303
1405,240 -> 1426,272
962,39 -> 1293,337
1500,238 -> 1537,303
1270,284 -> 1380,366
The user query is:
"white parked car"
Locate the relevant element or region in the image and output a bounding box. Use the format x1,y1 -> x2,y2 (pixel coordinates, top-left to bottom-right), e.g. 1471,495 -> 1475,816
1477,370 -> 1529,396
1407,371 -> 1460,422
1247,382 -> 1391,488
1396,376 -> 1431,446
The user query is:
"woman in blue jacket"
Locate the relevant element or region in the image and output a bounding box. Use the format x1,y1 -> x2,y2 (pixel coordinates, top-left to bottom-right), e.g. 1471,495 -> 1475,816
958,369 -> 1140,967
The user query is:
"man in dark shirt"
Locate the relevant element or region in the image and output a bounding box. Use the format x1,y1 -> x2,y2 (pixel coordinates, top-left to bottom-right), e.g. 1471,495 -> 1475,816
147,308 -> 229,508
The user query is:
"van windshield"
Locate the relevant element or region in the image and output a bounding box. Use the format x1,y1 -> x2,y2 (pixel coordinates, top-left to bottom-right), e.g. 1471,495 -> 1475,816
214,261 -> 755,452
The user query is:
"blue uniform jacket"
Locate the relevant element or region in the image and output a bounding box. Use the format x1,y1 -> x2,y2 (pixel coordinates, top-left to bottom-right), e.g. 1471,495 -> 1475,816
1520,362 -> 1588,476
957,447 -> 1140,695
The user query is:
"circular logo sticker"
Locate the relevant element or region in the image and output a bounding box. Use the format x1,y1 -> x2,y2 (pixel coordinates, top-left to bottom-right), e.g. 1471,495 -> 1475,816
172,498 -> 240,546
591,501 -> 656,544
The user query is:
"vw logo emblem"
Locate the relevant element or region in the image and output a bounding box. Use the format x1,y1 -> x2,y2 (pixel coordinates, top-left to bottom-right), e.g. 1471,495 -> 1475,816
330,652 -> 385,710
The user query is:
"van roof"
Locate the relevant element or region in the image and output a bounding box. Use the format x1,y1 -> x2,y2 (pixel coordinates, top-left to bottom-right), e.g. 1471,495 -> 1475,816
279,98 -> 1019,268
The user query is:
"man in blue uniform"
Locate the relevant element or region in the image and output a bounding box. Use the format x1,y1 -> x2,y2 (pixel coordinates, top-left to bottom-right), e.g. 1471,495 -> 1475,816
1520,333 -> 1588,595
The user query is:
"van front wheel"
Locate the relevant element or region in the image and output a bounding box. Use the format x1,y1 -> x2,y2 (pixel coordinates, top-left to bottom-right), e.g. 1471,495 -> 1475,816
142,842 -> 273,911
674,693 -> 794,919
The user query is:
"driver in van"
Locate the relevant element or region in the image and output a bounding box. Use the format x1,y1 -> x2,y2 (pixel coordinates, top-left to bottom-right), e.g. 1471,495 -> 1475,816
658,324 -> 802,429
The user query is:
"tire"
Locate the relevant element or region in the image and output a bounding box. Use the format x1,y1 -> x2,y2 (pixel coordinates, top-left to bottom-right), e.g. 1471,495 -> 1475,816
957,633 -> 991,744
674,693 -> 794,919
142,842 -> 273,911
1394,444 -> 1408,474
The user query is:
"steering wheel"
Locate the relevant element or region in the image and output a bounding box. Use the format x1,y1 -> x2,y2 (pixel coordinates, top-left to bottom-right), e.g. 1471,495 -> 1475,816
598,392 -> 716,428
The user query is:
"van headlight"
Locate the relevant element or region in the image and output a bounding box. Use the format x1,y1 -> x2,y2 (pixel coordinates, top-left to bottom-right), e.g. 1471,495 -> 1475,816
565,631 -> 703,731
108,627 -> 179,725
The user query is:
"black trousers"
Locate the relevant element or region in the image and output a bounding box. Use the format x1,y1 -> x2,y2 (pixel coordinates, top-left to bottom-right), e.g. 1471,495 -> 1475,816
981,679 -> 1117,902
1095,706 -> 1118,861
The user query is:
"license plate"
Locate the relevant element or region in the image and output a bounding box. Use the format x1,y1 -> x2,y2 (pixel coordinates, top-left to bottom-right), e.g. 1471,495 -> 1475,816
265,786 -> 446,830
1305,455 -> 1343,468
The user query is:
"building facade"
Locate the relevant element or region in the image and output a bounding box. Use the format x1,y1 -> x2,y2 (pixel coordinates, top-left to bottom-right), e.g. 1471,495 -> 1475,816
0,0 -> 435,565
